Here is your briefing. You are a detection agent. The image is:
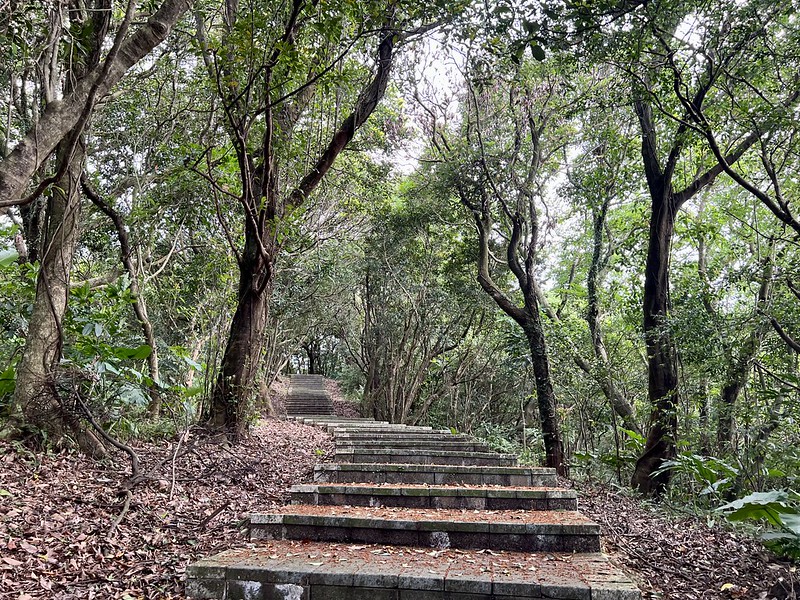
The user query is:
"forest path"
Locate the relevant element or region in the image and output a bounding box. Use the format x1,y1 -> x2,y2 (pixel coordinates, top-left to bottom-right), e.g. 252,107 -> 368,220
186,415 -> 641,599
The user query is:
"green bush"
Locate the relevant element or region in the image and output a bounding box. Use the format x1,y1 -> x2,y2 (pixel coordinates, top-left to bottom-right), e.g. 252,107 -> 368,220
718,490 -> 800,561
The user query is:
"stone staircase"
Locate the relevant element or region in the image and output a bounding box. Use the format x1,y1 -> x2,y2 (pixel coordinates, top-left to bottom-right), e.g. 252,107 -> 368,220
187,415 -> 640,599
284,374 -> 333,416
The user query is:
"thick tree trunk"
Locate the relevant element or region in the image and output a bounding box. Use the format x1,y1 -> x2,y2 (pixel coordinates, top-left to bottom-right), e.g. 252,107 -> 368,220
9,137 -> 104,456
206,222 -> 272,439
523,317 -> 566,476
631,192 -> 679,496
205,23 -> 397,437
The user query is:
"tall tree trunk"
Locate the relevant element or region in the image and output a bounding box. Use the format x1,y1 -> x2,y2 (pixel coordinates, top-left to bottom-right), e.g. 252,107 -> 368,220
523,317 -> 566,475
9,136 -> 104,456
204,24 -> 397,437
627,88 -> 755,495
472,212 -> 566,476
206,223 -> 272,439
631,189 -> 680,496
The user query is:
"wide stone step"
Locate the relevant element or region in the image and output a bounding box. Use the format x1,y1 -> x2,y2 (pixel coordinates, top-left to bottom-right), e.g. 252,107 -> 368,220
186,541 -> 640,600
327,426 -> 448,435
334,448 -> 517,466
315,463 -> 559,486
290,417 -> 388,425
249,506 -> 600,552
336,440 -> 491,453
290,483 -> 578,511
334,432 -> 470,441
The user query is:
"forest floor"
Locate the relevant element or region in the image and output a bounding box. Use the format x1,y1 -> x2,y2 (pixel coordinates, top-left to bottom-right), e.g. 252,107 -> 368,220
575,480 -> 797,599
0,379 -> 795,599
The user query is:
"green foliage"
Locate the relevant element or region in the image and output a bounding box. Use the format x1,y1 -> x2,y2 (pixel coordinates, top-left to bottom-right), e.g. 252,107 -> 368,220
572,428 -> 645,479
719,491 -> 800,560
655,453 -> 739,503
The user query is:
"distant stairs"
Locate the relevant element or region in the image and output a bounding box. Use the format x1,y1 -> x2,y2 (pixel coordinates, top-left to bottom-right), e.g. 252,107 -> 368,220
284,374 -> 333,416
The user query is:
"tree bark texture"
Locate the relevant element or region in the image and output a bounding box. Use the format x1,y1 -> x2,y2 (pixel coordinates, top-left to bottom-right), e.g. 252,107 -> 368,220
206,214 -> 272,439
10,136 -> 104,456
630,189 -> 679,495
522,315 -> 566,475
629,85 -> 758,495
473,213 -> 566,476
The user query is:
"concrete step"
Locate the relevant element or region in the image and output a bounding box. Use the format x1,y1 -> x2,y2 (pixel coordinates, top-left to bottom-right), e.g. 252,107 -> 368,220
334,432 -> 470,441
325,425 -> 446,435
334,448 -> 517,467
314,463 -> 559,487
248,506 -> 601,553
333,426 -> 442,433
290,483 -> 578,510
290,417 -> 387,425
336,441 -> 491,453
187,541 -> 640,600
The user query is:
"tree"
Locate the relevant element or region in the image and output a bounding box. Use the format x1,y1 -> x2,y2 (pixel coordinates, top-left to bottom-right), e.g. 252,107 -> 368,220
4,0 -> 190,452
196,0 -> 442,438
606,2 -> 778,495
424,54 -> 581,475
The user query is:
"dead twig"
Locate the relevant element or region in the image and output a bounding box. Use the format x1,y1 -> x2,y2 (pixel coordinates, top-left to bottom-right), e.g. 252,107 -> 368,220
107,490 -> 132,539
168,428 -> 190,501
197,501 -> 231,529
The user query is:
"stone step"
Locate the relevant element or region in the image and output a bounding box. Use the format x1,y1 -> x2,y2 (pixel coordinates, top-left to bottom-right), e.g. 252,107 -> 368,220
187,541 -> 640,600
326,426 -> 448,435
336,441 -> 491,453
290,417 -> 388,425
249,506 -> 600,553
314,463 -> 559,487
290,483 -> 578,511
334,448 -> 517,466
333,423 -> 440,428
334,432 -> 469,440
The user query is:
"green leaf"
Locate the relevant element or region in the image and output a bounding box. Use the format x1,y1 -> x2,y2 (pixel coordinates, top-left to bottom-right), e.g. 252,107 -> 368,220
0,366 -> 15,395
0,249 -> 18,268
113,345 -> 153,360
719,491 -> 800,528
530,44 -> 546,61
